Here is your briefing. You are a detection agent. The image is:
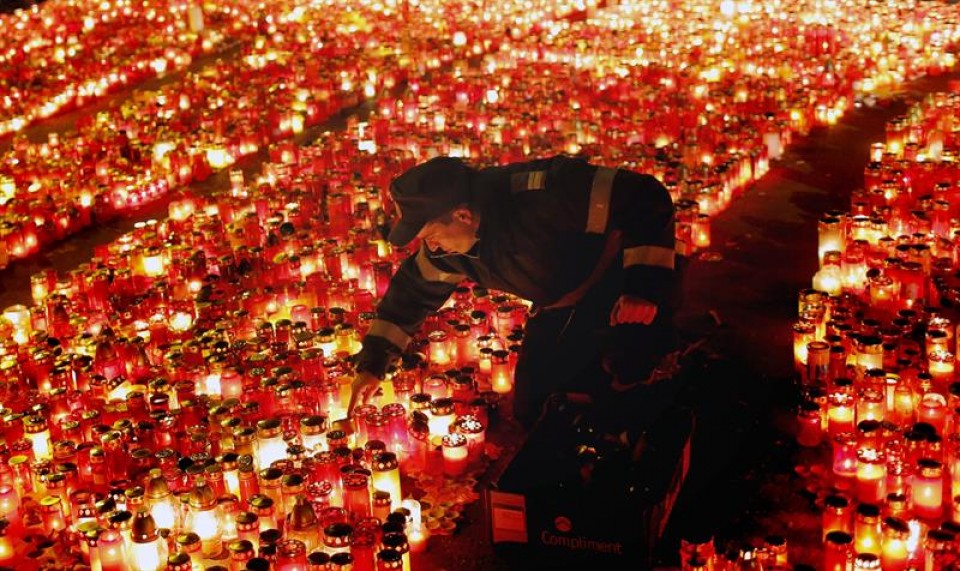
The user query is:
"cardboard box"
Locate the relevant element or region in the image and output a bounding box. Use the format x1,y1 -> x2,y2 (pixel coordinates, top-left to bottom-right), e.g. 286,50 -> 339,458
487,405 -> 694,568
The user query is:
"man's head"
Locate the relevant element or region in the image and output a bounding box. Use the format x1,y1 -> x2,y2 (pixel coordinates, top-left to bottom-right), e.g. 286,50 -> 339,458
387,157 -> 479,253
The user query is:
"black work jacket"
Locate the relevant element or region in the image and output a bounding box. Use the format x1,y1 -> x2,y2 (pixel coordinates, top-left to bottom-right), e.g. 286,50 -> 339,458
356,155 -> 677,378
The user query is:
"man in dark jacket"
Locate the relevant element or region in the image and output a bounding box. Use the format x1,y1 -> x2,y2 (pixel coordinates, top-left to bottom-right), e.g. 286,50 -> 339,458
348,155 -> 681,427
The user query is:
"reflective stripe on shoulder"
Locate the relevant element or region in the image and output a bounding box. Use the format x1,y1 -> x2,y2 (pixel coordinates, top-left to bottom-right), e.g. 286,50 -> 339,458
416,246 -> 466,284
585,166 -> 617,233
367,319 -> 411,350
510,170 -> 547,193
623,245 -> 676,270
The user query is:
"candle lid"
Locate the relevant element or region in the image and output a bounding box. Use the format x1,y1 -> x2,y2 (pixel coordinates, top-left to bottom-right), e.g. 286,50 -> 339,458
259,528 -> 283,546
381,403 -> 405,417
131,509 -> 158,543
236,511 -> 258,527
227,539 -> 255,554
188,477 -> 217,510
382,531 -> 409,553
282,473 -> 305,489
249,495 -> 274,510
918,458 -> 944,477
278,538 -> 307,557
824,530 -> 853,545
377,548 -> 402,563
430,398 -> 454,416
855,503 -> 880,520
167,552 -> 192,570
259,467 -> 283,482
373,451 -> 398,471
300,415 -> 328,434
883,516 -> 909,534
288,495 -> 318,530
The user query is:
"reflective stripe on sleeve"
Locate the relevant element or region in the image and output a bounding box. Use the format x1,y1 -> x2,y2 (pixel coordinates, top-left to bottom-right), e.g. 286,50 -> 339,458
510,170 -> 547,193
367,319 -> 412,350
415,246 -> 466,284
585,166 -> 617,233
623,245 -> 676,270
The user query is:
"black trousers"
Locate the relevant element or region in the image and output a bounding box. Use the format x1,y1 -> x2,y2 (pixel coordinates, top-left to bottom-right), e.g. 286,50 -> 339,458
512,262 -> 682,429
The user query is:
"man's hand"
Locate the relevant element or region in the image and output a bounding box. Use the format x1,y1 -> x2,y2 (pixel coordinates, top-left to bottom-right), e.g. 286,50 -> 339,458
610,295 -> 658,326
348,371 -> 381,417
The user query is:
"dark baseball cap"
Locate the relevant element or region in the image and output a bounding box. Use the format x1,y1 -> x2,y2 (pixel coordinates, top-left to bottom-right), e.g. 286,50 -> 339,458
387,157 -> 474,247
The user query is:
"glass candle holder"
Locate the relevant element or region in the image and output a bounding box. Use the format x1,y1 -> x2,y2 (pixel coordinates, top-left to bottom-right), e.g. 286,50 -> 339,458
856,388 -> 885,423
828,392 -> 857,436
441,433 -> 469,478
853,503 -> 882,556
185,477 -> 222,558
913,459 -> 944,520
819,216 -> 844,264
130,509 -> 165,571
322,522 -> 353,557
880,516 -> 909,571
427,399 -> 455,437
256,418 -> 287,470
342,471 -> 372,521
856,448 -> 886,505
371,452 -> 401,512
277,539 -> 308,571
823,530 -> 854,571
833,433 -> 858,488
918,392 -> 948,435
928,351 -> 955,390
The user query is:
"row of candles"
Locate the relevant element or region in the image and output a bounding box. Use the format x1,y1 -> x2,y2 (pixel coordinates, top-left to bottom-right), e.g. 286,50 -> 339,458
0,0 -> 250,137
0,0 -> 597,270
679,89 -> 960,569
0,0 -> 409,267
0,0 -> 955,274
0,104 -> 560,565
0,1 -> 959,569
0,0 -> 602,138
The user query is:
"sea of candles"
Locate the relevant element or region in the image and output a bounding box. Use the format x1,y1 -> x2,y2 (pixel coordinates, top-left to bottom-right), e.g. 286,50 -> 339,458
0,0 -> 254,137
0,0 -> 958,568
684,86 -> 960,568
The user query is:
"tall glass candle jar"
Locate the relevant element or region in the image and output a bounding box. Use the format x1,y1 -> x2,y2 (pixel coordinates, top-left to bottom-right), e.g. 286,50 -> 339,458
277,539 -> 308,571
185,477 -> 222,557
130,509 -> 165,571
824,530 -> 854,571
833,433 -> 858,488
856,449 -> 886,504
853,503 -> 881,555
913,459 -> 944,520
880,517 -> 909,571
797,400 -> 823,448
342,472 -> 372,521
371,452 -> 401,512
823,494 -> 851,538
257,418 -> 287,470
918,392 -> 948,435
322,522 -> 352,557
828,392 -> 857,436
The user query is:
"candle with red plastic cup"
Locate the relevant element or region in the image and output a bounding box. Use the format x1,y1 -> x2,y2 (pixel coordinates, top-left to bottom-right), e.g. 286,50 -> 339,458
441,433 -> 469,477
490,349 -> 513,394
918,392 -> 948,435
913,459 -> 945,520
828,392 -> 856,436
98,528 -> 127,571
832,432 -> 858,490
855,448 -> 886,504
824,530 -> 854,571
